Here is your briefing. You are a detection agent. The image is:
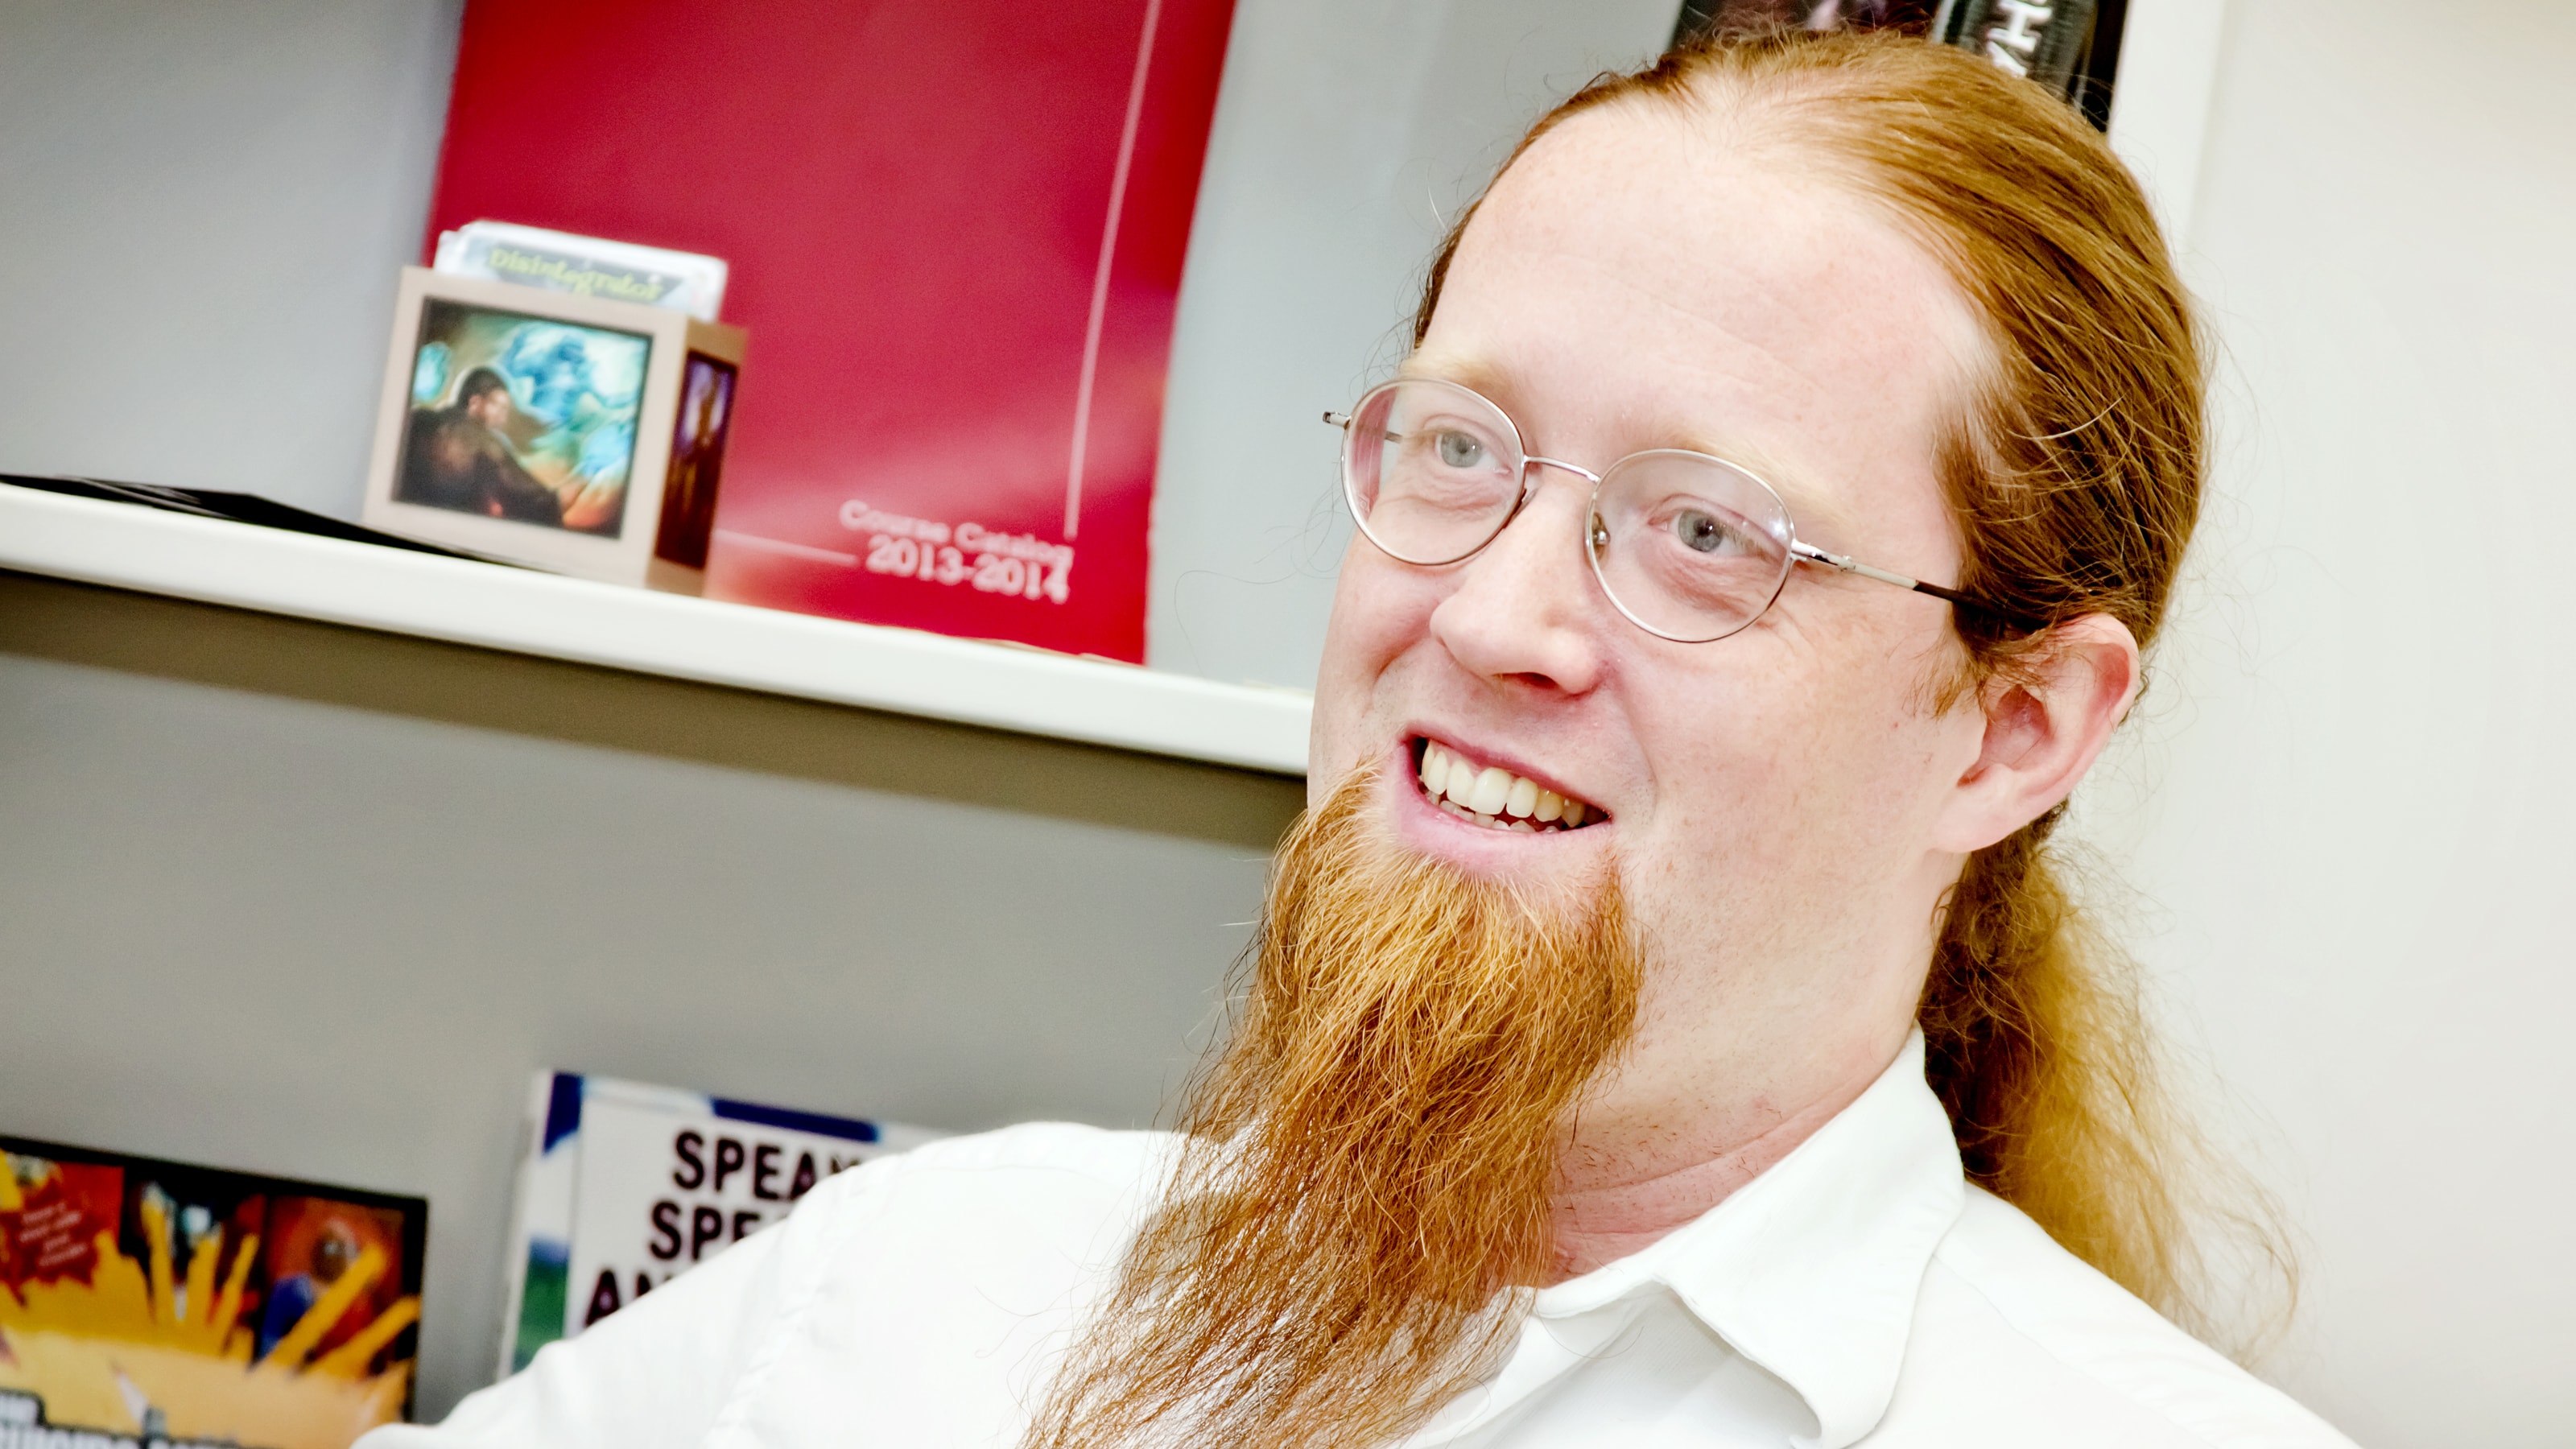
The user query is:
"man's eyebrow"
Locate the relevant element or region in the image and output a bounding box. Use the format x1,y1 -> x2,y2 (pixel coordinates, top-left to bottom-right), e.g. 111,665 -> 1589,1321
1395,353 -> 1512,398
1669,431 -> 1860,543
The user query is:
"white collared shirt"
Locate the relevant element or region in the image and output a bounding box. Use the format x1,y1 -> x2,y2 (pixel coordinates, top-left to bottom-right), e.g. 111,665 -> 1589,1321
364,1035 -> 2354,1447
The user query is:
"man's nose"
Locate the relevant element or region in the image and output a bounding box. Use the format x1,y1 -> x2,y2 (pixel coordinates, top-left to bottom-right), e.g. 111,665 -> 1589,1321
1425,469 -> 1607,697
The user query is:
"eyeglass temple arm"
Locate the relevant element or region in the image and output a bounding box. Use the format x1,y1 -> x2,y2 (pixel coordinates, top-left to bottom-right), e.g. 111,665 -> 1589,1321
1790,540 -> 1983,612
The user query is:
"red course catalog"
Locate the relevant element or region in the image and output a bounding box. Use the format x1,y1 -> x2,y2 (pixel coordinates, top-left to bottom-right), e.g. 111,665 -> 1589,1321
426,0 -> 1239,662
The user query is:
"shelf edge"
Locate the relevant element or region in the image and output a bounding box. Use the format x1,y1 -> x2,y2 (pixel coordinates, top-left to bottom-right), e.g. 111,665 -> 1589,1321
0,483 -> 1313,777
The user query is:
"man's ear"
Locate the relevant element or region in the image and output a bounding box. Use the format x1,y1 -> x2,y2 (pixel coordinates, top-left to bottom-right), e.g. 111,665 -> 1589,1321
1932,613 -> 2141,853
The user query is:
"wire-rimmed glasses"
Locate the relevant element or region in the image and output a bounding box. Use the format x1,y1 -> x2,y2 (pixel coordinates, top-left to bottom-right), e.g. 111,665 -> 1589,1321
1326,376 -> 1989,643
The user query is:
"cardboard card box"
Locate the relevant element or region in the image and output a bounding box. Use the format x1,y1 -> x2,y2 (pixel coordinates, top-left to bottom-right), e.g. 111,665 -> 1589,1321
362,267 -> 745,593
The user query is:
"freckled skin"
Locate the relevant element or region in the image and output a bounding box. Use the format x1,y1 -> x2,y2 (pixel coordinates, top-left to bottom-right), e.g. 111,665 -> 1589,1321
1305,105 -> 2140,1277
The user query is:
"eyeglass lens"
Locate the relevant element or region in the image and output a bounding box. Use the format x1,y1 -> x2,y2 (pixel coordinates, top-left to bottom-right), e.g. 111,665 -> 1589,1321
1341,378 -> 1798,643
1343,379 -> 1525,567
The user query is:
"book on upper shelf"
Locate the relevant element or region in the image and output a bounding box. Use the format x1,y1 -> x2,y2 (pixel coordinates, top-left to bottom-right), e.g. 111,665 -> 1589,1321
497,1071 -> 940,1380
0,1135 -> 427,1449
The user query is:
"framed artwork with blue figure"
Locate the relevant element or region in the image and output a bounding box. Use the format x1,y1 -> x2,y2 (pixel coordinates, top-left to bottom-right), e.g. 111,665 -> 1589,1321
364,268 -> 746,592
397,299 -> 648,536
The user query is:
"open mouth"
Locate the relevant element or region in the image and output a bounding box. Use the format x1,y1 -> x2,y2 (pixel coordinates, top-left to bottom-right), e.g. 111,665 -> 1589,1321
1411,737 -> 1607,834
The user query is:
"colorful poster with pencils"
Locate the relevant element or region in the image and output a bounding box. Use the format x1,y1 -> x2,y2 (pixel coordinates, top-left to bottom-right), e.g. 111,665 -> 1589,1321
0,1136 -> 426,1449
425,0 -> 1239,661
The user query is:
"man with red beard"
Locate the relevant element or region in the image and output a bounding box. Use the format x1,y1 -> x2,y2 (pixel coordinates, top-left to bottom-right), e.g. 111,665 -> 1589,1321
370,31 -> 2355,1449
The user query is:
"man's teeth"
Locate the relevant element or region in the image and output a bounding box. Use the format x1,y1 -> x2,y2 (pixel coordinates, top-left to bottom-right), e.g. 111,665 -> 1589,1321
1416,741 -> 1596,832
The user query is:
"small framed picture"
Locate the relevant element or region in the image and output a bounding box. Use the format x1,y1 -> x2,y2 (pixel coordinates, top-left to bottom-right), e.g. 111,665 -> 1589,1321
361,267 -> 746,592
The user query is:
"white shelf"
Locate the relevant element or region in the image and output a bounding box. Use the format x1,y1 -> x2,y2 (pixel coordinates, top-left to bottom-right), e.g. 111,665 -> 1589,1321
0,481 -> 1312,776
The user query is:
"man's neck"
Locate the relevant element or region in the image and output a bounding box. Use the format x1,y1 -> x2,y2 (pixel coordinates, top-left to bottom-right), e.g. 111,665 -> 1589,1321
1542,1044 -> 1900,1283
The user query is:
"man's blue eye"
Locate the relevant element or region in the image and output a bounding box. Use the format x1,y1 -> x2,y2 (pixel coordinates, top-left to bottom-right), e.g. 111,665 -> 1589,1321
1435,431 -> 1485,469
1674,509 -> 1734,553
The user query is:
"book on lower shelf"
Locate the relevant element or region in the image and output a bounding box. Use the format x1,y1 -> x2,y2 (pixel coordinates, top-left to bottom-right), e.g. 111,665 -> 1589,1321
498,1071 -> 940,1379
0,1135 -> 427,1449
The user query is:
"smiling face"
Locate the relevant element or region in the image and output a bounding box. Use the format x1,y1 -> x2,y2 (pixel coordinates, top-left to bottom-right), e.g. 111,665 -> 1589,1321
1310,101 -> 2000,1146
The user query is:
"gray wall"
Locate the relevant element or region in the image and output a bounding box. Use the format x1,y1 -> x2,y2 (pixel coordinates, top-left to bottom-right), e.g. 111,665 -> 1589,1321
1146,0 -> 1682,688
0,0 -> 461,510
0,572 -> 1299,1418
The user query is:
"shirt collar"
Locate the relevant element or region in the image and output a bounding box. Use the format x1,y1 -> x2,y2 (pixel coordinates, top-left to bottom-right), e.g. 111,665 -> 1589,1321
1527,1030 -> 1964,1449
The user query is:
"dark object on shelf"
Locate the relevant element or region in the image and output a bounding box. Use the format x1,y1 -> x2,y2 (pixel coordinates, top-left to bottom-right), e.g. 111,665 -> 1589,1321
2,472 -> 506,563
1670,0 -> 2128,130
1932,0 -> 2118,109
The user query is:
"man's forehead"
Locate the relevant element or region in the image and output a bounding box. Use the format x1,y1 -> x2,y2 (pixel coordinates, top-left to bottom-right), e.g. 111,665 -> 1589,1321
1472,103 -> 1959,316
1418,102 -> 1982,546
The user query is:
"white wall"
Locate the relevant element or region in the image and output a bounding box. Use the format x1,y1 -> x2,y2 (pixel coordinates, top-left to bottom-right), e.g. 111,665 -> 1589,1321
2072,2 -> 2576,1443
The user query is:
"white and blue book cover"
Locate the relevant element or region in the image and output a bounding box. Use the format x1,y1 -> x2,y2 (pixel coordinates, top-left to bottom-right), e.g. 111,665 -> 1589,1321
497,1071 -> 939,1378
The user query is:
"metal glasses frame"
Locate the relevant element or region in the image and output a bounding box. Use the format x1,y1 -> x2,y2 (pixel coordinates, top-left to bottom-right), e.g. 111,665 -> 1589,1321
1325,377 -> 2000,643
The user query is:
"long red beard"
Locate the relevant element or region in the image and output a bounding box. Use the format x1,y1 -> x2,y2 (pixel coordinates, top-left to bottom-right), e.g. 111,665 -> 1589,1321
1024,767 -> 1641,1449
